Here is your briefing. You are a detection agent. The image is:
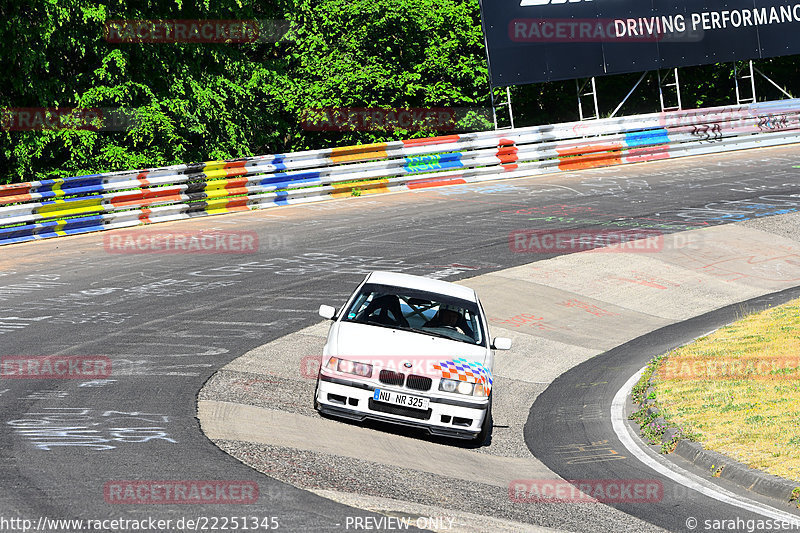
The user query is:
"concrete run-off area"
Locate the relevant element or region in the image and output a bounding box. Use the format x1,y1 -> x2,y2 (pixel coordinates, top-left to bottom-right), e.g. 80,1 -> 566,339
199,212 -> 800,532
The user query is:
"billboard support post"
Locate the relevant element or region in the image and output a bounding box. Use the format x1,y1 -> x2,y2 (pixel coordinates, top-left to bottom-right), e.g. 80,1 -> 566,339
576,77 -> 599,121
491,86 -> 515,130
752,63 -> 794,100
609,71 -> 650,119
658,68 -> 682,112
735,61 -> 757,105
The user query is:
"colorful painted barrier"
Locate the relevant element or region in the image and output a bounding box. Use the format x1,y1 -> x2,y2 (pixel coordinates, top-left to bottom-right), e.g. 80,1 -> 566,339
2,99 -> 800,246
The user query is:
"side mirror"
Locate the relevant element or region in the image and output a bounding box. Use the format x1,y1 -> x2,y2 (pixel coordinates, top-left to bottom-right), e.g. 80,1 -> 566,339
492,337 -> 512,351
318,304 -> 336,320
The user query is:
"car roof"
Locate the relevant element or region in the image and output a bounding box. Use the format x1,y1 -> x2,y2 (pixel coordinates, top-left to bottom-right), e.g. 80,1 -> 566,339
365,271 -> 477,302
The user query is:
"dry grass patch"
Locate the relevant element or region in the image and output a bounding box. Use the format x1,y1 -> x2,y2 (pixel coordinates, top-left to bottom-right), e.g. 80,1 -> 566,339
652,298 -> 800,481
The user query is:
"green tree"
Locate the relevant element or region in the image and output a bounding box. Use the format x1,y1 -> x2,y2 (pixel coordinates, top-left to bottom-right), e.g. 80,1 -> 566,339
0,0 -> 291,183
278,0 -> 491,150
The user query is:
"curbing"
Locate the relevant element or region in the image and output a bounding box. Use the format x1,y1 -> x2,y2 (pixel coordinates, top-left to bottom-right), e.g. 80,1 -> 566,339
673,440 -> 799,503
633,371 -> 800,506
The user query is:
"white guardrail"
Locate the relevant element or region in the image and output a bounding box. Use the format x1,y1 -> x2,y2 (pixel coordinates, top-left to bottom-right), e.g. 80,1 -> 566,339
2,99 -> 800,245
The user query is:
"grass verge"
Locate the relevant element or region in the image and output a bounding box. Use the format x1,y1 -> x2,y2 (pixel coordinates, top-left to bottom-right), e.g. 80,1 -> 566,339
635,297 -> 800,481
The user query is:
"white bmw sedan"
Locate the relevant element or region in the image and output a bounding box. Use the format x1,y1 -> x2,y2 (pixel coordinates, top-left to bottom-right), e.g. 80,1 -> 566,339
314,271 -> 511,443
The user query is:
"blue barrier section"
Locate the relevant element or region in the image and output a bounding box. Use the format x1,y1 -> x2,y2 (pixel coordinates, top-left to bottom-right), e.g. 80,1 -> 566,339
625,129 -> 670,148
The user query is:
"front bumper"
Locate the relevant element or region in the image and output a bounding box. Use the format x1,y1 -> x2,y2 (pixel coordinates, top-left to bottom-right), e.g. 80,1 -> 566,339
315,374 -> 488,440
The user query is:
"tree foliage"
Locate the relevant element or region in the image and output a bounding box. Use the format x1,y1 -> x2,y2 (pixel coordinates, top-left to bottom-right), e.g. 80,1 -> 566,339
0,0 -> 489,183
280,0 -> 490,150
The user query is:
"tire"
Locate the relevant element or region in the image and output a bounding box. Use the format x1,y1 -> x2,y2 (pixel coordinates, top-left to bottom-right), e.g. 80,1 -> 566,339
473,397 -> 493,445
313,376 -> 321,411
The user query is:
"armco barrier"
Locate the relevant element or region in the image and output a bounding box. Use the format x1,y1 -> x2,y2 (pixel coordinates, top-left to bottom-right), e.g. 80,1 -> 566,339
2,99 -> 800,246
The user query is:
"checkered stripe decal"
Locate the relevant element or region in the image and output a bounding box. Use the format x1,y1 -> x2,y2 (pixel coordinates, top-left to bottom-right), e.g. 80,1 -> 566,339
433,358 -> 493,389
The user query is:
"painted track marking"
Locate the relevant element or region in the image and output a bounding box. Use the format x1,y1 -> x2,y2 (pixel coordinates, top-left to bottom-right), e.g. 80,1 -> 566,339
612,367 -> 800,523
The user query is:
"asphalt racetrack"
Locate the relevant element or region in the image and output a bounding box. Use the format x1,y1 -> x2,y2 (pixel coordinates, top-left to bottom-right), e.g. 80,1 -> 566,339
1,145 -> 800,532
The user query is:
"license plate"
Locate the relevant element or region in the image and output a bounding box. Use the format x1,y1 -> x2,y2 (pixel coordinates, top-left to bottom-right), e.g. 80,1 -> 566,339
373,389 -> 429,410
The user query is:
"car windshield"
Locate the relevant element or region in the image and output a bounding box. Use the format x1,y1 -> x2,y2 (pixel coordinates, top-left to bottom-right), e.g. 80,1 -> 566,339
341,283 -> 485,346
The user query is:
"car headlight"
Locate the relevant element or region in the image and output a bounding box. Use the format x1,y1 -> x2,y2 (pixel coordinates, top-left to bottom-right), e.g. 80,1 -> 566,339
325,357 -> 372,378
439,378 -> 489,397
456,381 -> 474,395
439,379 -> 458,393
439,378 -> 474,395
352,362 -> 372,376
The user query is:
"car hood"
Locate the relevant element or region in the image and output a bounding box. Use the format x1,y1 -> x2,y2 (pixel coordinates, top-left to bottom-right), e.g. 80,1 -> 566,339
328,321 -> 488,364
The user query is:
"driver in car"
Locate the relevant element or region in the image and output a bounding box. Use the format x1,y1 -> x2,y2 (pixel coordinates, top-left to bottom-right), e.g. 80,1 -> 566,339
423,303 -> 474,339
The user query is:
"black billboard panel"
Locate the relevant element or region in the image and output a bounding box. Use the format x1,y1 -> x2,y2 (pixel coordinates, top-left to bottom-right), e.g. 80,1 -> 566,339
479,0 -> 800,86
754,0 -> 800,58
672,1 -> 762,65
499,0 -> 607,85
594,0 -> 660,76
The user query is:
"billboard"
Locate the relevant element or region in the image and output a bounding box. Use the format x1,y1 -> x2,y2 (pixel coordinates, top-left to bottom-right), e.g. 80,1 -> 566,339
479,0 -> 800,86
